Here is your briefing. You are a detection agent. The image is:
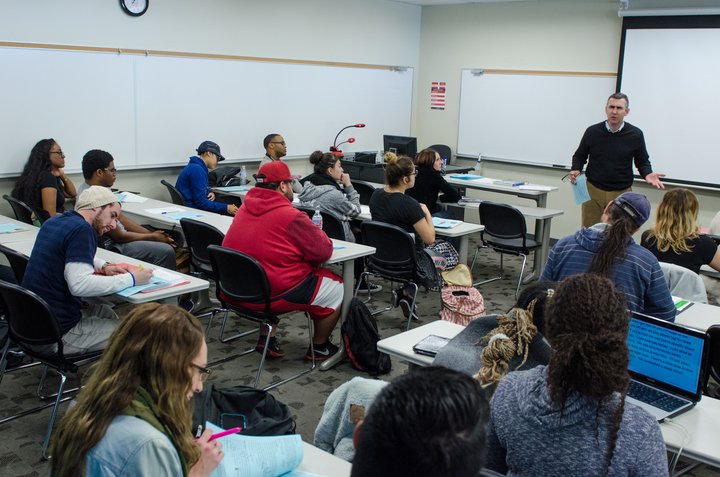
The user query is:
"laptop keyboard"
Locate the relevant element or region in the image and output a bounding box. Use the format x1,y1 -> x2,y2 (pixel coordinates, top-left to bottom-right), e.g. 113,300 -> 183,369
627,381 -> 687,412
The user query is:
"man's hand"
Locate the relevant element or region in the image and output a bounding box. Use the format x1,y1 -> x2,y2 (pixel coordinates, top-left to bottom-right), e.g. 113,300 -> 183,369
207,191 -> 216,201
227,204 -> 238,216
568,170 -> 581,185
130,268 -> 154,285
645,172 -> 666,190
103,263 -> 132,276
150,230 -> 177,247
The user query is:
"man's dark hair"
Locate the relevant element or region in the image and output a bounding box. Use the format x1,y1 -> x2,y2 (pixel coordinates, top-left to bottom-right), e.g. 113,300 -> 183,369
81,149 -> 114,180
263,133 -> 281,150
352,366 -> 489,477
607,92 -> 629,108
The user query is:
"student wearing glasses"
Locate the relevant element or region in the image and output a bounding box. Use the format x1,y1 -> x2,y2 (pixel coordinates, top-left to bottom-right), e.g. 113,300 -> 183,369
176,141 -> 238,216
12,138 -> 77,221
261,133 -> 303,193
51,303 -> 223,477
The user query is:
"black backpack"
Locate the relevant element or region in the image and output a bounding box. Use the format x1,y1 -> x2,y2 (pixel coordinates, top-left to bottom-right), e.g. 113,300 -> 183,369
208,166 -> 242,187
192,384 -> 296,436
341,298 -> 392,376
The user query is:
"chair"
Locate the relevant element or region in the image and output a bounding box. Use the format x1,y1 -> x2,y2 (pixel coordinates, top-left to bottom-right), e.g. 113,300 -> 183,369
471,201 -> 541,298
0,280 -> 103,459
3,195 -> 35,226
31,207 -> 51,225
207,245 -> 315,390
705,325 -> 720,397
659,262 -> 708,304
296,206 -> 346,241
0,244 -> 29,284
161,179 -> 186,206
179,218 -> 225,326
428,144 -> 452,162
359,221 -> 419,330
351,180 -> 376,206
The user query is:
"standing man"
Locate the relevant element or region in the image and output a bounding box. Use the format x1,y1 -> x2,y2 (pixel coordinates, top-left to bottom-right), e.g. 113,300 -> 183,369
222,161 -> 342,361
78,149 -> 177,270
569,93 -> 665,227
261,133 -> 303,193
176,141 -> 238,216
22,186 -> 153,355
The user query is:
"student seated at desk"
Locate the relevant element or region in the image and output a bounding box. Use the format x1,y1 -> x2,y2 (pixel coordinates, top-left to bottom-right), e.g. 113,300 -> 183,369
51,303 -> 223,477
222,161 -> 343,361
641,188 -> 720,274
261,133 -> 303,193
406,147 -> 462,216
485,274 -> 669,477
78,149 -> 177,270
12,138 -> 77,221
176,141 -> 238,216
22,186 -> 153,355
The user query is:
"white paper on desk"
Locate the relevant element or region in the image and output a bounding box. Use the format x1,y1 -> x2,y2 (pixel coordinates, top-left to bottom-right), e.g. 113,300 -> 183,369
518,184 -> 553,191
146,207 -> 184,214
118,192 -> 147,203
571,175 -> 591,205
207,422 -> 303,477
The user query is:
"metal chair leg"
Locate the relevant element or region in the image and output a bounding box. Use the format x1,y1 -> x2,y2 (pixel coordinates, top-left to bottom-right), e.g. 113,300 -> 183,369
515,253 -> 528,299
405,282 -> 419,331
41,372 -> 68,460
262,315 -> 316,391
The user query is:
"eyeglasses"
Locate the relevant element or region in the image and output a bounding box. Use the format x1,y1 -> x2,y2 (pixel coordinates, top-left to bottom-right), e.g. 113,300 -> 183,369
191,363 -> 212,382
49,151 -> 65,157
407,170 -> 418,176
103,168 -> 118,174
271,141 -> 287,146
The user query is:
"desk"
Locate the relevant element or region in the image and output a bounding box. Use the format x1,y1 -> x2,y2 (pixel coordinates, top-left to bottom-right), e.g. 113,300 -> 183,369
120,196 -> 233,233
445,176 -> 557,208
4,238 -> 208,304
299,442 -> 351,476
675,302 -> 720,332
377,320 -> 464,368
0,217 -> 39,244
661,396 -> 720,469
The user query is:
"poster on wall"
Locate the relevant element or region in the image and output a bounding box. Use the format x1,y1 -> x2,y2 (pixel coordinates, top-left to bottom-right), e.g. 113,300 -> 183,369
430,81 -> 446,110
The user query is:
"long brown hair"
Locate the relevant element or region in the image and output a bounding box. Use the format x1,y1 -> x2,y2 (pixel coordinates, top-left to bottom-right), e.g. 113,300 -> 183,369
51,303 -> 205,476
588,203 -> 637,277
545,274 -> 629,473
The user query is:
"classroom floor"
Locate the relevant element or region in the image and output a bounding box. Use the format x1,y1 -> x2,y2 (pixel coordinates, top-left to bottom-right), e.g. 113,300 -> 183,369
1,242 -> 718,476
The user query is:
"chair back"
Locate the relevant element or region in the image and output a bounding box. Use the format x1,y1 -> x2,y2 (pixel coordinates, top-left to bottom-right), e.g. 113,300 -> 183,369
361,221 -> 416,279
207,245 -> 272,316
428,144 -> 452,162
3,195 -> 34,225
351,180 -> 376,206
161,179 -> 187,206
659,261 -> 708,304
296,206 -> 346,241
180,218 -> 225,276
0,280 -> 64,354
706,325 -> 720,390
479,201 -> 528,244
0,245 -> 29,283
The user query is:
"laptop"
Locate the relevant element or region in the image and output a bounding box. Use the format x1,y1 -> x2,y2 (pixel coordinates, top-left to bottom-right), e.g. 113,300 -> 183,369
625,311 -> 709,421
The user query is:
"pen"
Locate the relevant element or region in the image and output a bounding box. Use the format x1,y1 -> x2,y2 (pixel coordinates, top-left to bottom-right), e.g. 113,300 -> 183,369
196,424 -> 203,438
208,427 -> 242,442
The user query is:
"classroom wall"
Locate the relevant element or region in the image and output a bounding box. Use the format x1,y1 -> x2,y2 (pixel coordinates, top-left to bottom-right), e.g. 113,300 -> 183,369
0,0 -> 421,213
414,0 -> 720,237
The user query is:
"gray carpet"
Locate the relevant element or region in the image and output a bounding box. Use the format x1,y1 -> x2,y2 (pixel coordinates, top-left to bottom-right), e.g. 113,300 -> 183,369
1,243 -> 718,476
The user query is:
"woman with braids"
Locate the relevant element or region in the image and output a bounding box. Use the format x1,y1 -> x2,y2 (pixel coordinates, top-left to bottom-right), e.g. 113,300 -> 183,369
51,304 -> 223,477
12,138 -> 77,220
485,274 -> 668,476
641,188 -> 720,274
540,191 -> 675,321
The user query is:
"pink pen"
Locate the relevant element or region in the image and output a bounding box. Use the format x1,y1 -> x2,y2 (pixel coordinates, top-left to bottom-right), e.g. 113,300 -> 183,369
208,427 -> 242,442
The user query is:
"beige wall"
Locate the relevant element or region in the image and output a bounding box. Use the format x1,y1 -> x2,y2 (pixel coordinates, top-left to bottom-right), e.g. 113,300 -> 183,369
414,0 -> 720,237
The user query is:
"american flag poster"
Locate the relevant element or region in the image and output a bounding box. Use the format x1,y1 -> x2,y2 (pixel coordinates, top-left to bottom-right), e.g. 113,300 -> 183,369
430,81 -> 446,110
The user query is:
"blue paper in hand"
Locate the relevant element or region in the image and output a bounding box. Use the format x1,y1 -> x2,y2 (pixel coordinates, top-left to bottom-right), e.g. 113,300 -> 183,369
572,175 -> 591,205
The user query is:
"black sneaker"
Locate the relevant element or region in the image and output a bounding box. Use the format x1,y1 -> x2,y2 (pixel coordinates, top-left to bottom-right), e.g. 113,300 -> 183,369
399,299 -> 421,322
356,280 -> 383,294
255,336 -> 285,359
305,341 -> 339,361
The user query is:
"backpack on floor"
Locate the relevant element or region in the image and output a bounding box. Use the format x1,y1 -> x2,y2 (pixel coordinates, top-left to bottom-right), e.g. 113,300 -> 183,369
192,383 -> 296,436
341,298 -> 392,376
439,285 -> 486,326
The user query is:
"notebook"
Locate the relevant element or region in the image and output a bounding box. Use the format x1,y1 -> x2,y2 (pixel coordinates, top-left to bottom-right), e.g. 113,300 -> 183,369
625,311 -> 708,421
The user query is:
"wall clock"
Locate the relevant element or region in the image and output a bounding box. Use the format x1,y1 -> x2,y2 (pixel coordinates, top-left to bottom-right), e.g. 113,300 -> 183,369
120,0 -> 148,17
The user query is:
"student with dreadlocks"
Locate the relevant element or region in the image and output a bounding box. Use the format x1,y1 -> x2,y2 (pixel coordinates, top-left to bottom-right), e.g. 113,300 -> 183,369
540,191 -> 675,322
485,274 -> 668,477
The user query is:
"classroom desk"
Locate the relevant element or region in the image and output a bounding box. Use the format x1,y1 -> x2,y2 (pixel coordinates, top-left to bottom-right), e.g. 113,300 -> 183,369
4,238 -> 209,304
299,441 -> 351,476
675,301 -> 720,332
445,176 -> 557,208
0,216 -> 39,244
376,319 -> 464,368
661,395 -> 720,470
120,196 -> 233,232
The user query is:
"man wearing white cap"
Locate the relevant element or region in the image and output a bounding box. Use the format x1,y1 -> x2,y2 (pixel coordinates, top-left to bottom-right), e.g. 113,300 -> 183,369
22,186 -> 154,354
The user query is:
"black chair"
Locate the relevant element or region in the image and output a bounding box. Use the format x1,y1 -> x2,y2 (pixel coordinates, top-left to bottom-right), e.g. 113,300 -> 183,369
351,180 -> 376,206
705,325 -> 720,398
0,244 -> 29,284
0,280 -> 103,459
428,144 -> 452,162
161,179 -> 186,206
3,195 -> 35,226
179,218 -> 225,326
471,201 -> 541,298
359,221 -> 419,330
31,207 -> 51,225
207,245 -> 315,390
296,206 -> 346,241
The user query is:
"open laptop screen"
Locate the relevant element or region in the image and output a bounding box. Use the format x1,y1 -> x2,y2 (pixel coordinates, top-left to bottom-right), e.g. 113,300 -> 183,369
627,313 -> 706,397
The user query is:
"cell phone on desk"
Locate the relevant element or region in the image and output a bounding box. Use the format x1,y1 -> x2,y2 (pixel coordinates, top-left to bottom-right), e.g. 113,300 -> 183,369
413,334 -> 451,357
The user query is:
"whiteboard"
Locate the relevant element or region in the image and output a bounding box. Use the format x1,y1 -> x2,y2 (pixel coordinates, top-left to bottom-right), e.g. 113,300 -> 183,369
457,70 -> 616,168
0,45 -> 413,176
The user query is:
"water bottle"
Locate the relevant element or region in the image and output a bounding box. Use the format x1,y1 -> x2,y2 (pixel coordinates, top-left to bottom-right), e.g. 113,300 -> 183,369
441,157 -> 447,174
475,154 -> 482,172
376,150 -> 384,164
312,209 -> 323,229
239,165 -> 247,185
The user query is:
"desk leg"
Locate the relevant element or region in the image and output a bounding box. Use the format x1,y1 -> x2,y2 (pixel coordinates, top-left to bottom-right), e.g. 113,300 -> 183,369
458,235 -> 469,266
319,260 -> 353,371
526,193 -> 548,281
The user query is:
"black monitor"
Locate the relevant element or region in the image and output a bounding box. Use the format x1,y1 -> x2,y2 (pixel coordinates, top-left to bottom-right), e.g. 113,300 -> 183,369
383,134 -> 417,159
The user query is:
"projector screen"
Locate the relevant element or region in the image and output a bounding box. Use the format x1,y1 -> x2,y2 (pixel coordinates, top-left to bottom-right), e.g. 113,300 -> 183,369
619,16 -> 720,188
